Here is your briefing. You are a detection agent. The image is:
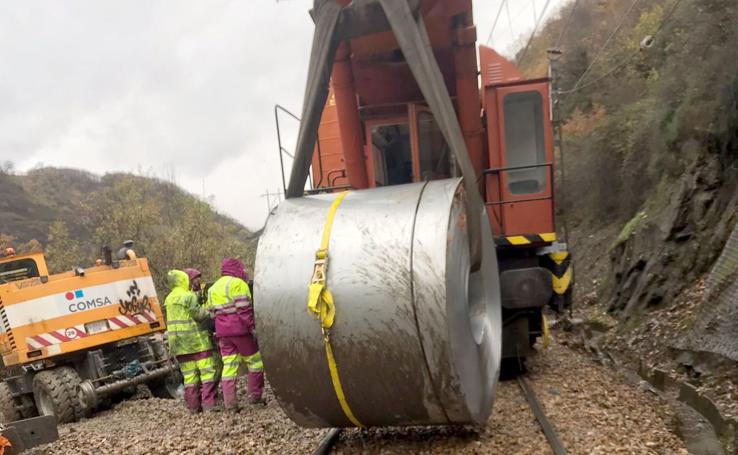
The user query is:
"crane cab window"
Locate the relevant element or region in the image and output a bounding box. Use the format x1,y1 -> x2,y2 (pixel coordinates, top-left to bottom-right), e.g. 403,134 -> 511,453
417,111 -> 454,181
503,91 -> 546,195
0,259 -> 40,284
371,123 -> 412,186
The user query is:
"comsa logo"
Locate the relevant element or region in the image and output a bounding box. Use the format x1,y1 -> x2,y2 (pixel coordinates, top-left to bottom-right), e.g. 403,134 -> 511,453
65,289 -> 113,313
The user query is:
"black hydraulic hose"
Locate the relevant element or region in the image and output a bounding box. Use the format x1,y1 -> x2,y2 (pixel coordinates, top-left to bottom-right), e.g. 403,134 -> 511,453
312,428 -> 342,455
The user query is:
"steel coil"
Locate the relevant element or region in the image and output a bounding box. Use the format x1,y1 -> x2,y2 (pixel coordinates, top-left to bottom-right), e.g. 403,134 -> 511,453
254,178 -> 501,427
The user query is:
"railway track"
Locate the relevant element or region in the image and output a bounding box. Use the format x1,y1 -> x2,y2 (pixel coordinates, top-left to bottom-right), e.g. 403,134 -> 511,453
517,376 -> 567,455
311,376 -> 568,455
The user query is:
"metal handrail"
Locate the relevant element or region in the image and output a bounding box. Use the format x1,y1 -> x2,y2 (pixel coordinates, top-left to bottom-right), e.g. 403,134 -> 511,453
305,185 -> 353,195
483,162 -> 553,175
274,104 -> 325,195
483,162 -> 556,236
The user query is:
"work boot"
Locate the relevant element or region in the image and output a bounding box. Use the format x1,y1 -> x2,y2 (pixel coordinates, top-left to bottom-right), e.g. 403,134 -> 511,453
204,404 -> 222,413
248,396 -> 266,407
224,405 -> 241,414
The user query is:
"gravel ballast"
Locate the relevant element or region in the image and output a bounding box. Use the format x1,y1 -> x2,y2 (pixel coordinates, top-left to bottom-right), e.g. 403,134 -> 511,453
28,333 -> 687,454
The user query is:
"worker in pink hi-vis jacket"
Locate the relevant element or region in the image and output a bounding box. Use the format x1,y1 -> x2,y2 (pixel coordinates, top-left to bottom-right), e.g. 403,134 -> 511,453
205,258 -> 264,411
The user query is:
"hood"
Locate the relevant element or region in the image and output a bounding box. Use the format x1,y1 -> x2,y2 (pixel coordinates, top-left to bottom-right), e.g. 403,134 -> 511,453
184,268 -> 201,290
221,258 -> 247,280
167,270 -> 190,291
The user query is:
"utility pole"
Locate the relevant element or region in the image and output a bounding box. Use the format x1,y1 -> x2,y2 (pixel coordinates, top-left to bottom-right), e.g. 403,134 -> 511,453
261,189 -> 284,213
547,47 -> 568,245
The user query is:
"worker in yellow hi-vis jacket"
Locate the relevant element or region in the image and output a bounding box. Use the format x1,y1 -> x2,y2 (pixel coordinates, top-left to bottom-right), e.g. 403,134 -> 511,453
164,269 -> 218,413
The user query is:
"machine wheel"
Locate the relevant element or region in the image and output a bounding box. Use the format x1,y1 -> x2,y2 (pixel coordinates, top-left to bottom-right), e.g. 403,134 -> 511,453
32,367 -> 84,423
56,366 -> 88,419
149,370 -> 184,400
0,382 -> 21,423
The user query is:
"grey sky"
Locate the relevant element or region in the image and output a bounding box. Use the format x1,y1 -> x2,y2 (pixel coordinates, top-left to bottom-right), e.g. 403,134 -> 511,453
0,0 -> 568,230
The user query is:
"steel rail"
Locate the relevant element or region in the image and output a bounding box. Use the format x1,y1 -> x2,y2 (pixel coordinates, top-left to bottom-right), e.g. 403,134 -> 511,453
517,376 -> 567,455
312,428 -> 342,455
313,378 -> 565,454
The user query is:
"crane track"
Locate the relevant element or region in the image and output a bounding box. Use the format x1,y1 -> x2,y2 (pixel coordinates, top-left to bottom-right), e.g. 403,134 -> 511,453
311,377 -> 568,455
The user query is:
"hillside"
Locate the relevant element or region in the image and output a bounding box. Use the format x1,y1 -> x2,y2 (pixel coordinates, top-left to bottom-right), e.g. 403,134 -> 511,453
0,167 -> 257,290
519,0 -> 738,429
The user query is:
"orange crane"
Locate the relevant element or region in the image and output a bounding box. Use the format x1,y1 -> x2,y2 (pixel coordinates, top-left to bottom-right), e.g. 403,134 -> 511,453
276,0 -> 572,362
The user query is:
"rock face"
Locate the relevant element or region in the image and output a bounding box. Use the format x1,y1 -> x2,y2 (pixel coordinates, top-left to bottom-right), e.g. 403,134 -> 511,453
607,151 -> 738,320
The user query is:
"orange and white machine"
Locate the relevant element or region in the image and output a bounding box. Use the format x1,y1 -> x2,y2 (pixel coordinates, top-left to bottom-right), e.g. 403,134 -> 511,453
0,250 -> 178,424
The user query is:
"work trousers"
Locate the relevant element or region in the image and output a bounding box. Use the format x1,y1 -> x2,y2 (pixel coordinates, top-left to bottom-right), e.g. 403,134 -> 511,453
218,335 -> 264,409
176,350 -> 217,413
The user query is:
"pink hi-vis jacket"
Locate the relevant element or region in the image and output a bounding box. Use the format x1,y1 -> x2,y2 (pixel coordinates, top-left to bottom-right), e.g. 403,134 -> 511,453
205,275 -> 254,337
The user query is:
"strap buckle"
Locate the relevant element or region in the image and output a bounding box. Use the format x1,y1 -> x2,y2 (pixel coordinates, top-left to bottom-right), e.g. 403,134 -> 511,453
311,250 -> 328,285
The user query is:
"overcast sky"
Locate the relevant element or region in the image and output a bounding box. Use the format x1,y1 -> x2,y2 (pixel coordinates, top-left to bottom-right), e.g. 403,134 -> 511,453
0,0 -> 568,230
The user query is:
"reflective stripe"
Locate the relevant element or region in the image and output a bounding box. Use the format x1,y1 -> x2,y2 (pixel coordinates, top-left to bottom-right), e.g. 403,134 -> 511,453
222,351 -> 240,379
167,322 -> 198,329
212,302 -> 251,315
166,319 -> 194,325
247,363 -> 263,372
168,329 -> 202,335
224,277 -> 234,303
244,352 -> 263,372
222,369 -> 239,379
169,329 -> 201,336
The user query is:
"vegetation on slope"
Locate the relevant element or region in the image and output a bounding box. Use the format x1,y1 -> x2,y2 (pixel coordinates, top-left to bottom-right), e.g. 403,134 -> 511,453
519,0 -> 738,315
0,167 -> 256,291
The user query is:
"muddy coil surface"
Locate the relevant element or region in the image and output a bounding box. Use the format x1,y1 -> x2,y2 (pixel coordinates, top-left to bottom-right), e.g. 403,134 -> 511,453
254,179 -> 501,428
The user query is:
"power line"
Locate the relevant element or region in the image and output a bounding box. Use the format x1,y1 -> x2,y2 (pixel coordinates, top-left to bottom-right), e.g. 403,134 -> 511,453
505,0 -> 514,40
486,0 -> 508,45
567,0 -> 643,93
558,50 -> 639,94
559,0 -> 686,95
517,0 -> 553,65
555,0 -> 581,49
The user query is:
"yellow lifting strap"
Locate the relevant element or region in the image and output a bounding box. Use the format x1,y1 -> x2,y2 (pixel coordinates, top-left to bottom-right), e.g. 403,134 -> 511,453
542,313 -> 550,349
306,191 -> 363,427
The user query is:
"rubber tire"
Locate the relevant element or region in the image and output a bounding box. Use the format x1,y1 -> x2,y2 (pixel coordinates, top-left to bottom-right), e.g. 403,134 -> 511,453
32,367 -> 84,423
0,382 -> 20,424
56,366 -> 88,419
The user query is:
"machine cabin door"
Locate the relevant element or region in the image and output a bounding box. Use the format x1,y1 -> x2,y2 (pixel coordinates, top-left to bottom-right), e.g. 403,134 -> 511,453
491,81 -> 554,236
410,105 -> 457,182
366,116 -> 413,187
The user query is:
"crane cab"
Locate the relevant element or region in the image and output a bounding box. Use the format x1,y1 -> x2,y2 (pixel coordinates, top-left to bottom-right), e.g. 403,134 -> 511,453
0,252 -> 49,285
480,46 -> 555,240
276,7 -> 572,360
